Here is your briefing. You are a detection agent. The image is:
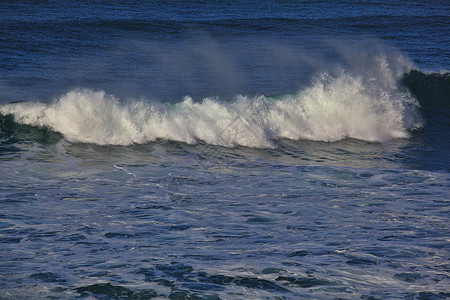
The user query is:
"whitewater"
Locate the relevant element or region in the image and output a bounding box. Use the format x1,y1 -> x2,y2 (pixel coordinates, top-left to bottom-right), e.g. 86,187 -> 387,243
0,53 -> 423,147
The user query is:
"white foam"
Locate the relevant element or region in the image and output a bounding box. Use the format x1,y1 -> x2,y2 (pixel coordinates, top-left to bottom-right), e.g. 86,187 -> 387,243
0,53 -> 423,147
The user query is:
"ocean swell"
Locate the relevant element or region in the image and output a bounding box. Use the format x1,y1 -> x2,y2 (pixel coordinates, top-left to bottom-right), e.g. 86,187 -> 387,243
0,55 -> 423,147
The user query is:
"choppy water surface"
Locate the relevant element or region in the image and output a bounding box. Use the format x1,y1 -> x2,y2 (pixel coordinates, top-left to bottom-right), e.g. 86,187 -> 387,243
1,1 -> 449,299
1,137 -> 449,299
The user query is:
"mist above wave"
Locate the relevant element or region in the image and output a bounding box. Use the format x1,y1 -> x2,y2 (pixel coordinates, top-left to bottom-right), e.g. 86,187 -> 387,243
0,50 -> 423,147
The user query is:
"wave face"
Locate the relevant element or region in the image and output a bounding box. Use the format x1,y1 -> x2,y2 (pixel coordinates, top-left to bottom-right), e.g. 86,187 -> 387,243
0,53 -> 424,147
402,70 -> 450,122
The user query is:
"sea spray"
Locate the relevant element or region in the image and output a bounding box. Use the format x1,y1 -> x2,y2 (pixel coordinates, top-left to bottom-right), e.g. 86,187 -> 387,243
0,55 -> 423,146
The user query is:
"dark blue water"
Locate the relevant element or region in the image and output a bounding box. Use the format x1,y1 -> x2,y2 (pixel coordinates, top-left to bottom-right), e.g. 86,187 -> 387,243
1,1 -> 449,299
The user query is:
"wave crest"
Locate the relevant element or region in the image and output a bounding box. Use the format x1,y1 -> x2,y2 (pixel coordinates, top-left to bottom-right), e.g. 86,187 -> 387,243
0,55 -> 423,147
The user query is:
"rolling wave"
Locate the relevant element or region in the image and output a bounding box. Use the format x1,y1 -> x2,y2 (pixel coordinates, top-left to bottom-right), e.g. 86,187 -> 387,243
1,55 -> 439,147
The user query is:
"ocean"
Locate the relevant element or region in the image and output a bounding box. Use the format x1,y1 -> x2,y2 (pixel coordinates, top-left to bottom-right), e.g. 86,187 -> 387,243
0,1 -> 449,299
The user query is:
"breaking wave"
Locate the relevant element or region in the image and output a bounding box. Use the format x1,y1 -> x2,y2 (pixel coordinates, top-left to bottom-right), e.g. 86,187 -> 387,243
0,53 -> 426,147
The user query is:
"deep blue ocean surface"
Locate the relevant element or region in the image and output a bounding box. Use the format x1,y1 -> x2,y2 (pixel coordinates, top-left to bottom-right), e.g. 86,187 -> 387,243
1,1 -> 449,299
